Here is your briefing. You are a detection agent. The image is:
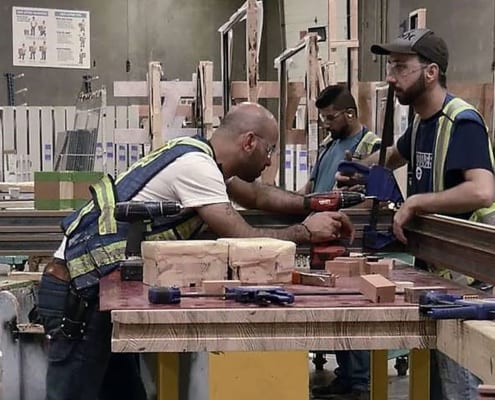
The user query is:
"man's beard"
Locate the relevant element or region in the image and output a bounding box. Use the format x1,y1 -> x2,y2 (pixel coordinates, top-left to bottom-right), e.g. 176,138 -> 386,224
330,127 -> 347,140
393,73 -> 426,106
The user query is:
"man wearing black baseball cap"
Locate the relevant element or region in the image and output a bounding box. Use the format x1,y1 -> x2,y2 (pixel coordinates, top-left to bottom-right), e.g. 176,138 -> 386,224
371,28 -> 449,73
332,28 -> 495,400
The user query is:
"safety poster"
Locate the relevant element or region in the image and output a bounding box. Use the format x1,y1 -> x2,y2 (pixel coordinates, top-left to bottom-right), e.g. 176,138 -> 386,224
12,6 -> 90,69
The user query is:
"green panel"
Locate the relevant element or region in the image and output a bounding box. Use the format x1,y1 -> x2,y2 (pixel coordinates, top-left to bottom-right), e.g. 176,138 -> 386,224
35,199 -> 74,210
71,171 -> 104,183
34,171 -> 73,182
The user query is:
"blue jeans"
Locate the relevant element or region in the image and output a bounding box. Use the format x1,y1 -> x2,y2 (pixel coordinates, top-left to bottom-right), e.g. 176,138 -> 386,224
430,350 -> 481,400
334,350 -> 370,392
38,273 -> 147,400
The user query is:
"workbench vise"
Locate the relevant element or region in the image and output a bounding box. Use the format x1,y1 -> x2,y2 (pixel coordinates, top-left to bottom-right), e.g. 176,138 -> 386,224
148,285 -> 295,306
419,291 -> 495,320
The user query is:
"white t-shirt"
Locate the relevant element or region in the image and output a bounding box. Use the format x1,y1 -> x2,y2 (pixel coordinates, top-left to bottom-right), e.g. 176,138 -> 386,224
54,152 -> 230,258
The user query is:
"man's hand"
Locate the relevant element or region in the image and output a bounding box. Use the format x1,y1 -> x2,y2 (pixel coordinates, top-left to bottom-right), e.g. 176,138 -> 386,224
393,195 -> 420,244
302,211 -> 355,243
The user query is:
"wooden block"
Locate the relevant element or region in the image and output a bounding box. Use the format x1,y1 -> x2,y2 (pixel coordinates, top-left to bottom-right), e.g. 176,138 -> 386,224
202,280 -> 241,295
359,274 -> 396,303
325,259 -> 361,277
292,271 -> 336,287
218,238 -> 296,284
334,256 -> 367,274
393,281 -> 414,294
366,259 -> 395,278
404,286 -> 448,303
142,240 -> 229,288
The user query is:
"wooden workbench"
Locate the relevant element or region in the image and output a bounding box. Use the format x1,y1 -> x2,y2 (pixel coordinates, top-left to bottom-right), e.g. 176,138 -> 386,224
101,265 -> 483,400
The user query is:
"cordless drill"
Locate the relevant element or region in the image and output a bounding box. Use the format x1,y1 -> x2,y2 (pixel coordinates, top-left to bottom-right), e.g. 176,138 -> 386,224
303,191 -> 367,269
114,200 -> 183,280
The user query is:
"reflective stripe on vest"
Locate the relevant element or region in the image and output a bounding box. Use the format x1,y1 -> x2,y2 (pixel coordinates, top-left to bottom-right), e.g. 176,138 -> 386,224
91,175 -> 117,235
354,130 -> 381,159
411,96 -> 495,222
62,136 -> 214,287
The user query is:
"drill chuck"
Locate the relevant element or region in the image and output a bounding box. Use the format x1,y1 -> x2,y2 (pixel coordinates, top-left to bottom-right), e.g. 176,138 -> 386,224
114,201 -> 183,222
339,191 -> 366,209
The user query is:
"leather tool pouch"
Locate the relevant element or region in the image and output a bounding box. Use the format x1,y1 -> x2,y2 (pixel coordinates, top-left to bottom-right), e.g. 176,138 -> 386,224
37,260 -> 92,340
59,288 -> 90,339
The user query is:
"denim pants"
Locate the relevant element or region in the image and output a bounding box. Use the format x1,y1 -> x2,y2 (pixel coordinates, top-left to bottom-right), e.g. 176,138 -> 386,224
334,350 -> 370,392
38,273 -> 147,400
430,350 -> 481,400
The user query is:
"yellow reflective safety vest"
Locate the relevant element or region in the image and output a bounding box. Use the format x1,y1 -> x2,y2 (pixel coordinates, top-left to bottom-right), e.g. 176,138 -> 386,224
61,136 -> 214,290
353,130 -> 382,160
411,96 -> 495,224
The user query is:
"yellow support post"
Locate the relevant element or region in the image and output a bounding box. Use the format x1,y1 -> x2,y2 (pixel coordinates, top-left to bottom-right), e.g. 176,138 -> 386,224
209,351 -> 308,400
370,349 -> 388,400
157,353 -> 179,400
409,348 -> 430,400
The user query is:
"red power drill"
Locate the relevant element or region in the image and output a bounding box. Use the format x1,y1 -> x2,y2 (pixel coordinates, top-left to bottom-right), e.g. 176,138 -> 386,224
304,191 -> 367,269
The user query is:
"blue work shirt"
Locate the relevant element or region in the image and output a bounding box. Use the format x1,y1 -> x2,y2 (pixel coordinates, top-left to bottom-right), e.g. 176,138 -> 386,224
311,128 -> 372,193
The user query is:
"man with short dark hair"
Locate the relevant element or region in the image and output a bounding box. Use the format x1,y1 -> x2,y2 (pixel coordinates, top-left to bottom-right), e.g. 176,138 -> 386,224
301,85 -> 380,195
310,86 -> 380,400
338,28 -> 495,400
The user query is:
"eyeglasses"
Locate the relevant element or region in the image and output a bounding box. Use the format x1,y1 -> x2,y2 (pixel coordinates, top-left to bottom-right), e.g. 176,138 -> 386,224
319,110 -> 346,124
386,61 -> 428,77
254,134 -> 277,159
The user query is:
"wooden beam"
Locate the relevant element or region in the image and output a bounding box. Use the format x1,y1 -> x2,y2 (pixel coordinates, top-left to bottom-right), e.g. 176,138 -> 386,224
198,61 -> 214,138
246,0 -> 259,103
231,81 -> 305,99
437,319 -> 495,384
306,34 -> 319,170
148,62 -> 163,150
349,0 -> 359,100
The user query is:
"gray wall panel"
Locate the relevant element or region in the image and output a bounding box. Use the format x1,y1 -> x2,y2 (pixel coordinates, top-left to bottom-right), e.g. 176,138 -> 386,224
0,0 -> 281,106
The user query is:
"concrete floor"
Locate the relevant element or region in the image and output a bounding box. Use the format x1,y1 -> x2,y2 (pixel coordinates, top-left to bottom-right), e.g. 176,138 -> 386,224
309,353 -> 408,400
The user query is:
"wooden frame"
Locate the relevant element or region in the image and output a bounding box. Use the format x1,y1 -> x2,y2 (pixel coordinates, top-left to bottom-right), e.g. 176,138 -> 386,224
218,0 -> 262,114
328,0 -> 359,100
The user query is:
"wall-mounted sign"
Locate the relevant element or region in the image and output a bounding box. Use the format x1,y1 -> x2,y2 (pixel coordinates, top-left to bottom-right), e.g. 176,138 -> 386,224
12,6 -> 90,69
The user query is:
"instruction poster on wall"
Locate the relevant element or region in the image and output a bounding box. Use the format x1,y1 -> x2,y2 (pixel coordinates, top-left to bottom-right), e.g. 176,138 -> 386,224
12,6 -> 90,69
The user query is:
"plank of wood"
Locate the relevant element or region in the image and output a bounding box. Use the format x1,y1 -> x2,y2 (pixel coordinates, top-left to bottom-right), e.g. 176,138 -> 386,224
40,107 -> 54,171
8,271 -> 42,282
437,320 -> 495,384
0,200 -> 34,209
0,181 -> 34,192
359,274 -> 396,303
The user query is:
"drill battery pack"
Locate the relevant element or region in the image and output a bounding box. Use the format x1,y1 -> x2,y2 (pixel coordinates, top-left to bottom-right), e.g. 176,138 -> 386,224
119,259 -> 143,281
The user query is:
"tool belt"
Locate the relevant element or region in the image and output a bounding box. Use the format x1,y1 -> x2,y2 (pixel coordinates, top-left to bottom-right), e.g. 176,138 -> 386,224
38,258 -> 95,339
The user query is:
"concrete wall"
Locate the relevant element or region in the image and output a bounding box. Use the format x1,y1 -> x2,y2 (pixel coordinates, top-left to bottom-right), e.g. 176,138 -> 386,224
0,0 -> 282,106
360,0 -> 495,83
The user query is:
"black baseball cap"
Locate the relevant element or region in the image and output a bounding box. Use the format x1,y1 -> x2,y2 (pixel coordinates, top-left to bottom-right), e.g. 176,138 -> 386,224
371,28 -> 449,73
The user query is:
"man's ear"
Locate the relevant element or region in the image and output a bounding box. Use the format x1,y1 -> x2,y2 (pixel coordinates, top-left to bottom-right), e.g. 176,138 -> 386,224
242,131 -> 256,153
425,64 -> 438,83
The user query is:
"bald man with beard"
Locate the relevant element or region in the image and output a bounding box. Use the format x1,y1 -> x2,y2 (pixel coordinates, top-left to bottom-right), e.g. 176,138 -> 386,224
38,102 -> 354,400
